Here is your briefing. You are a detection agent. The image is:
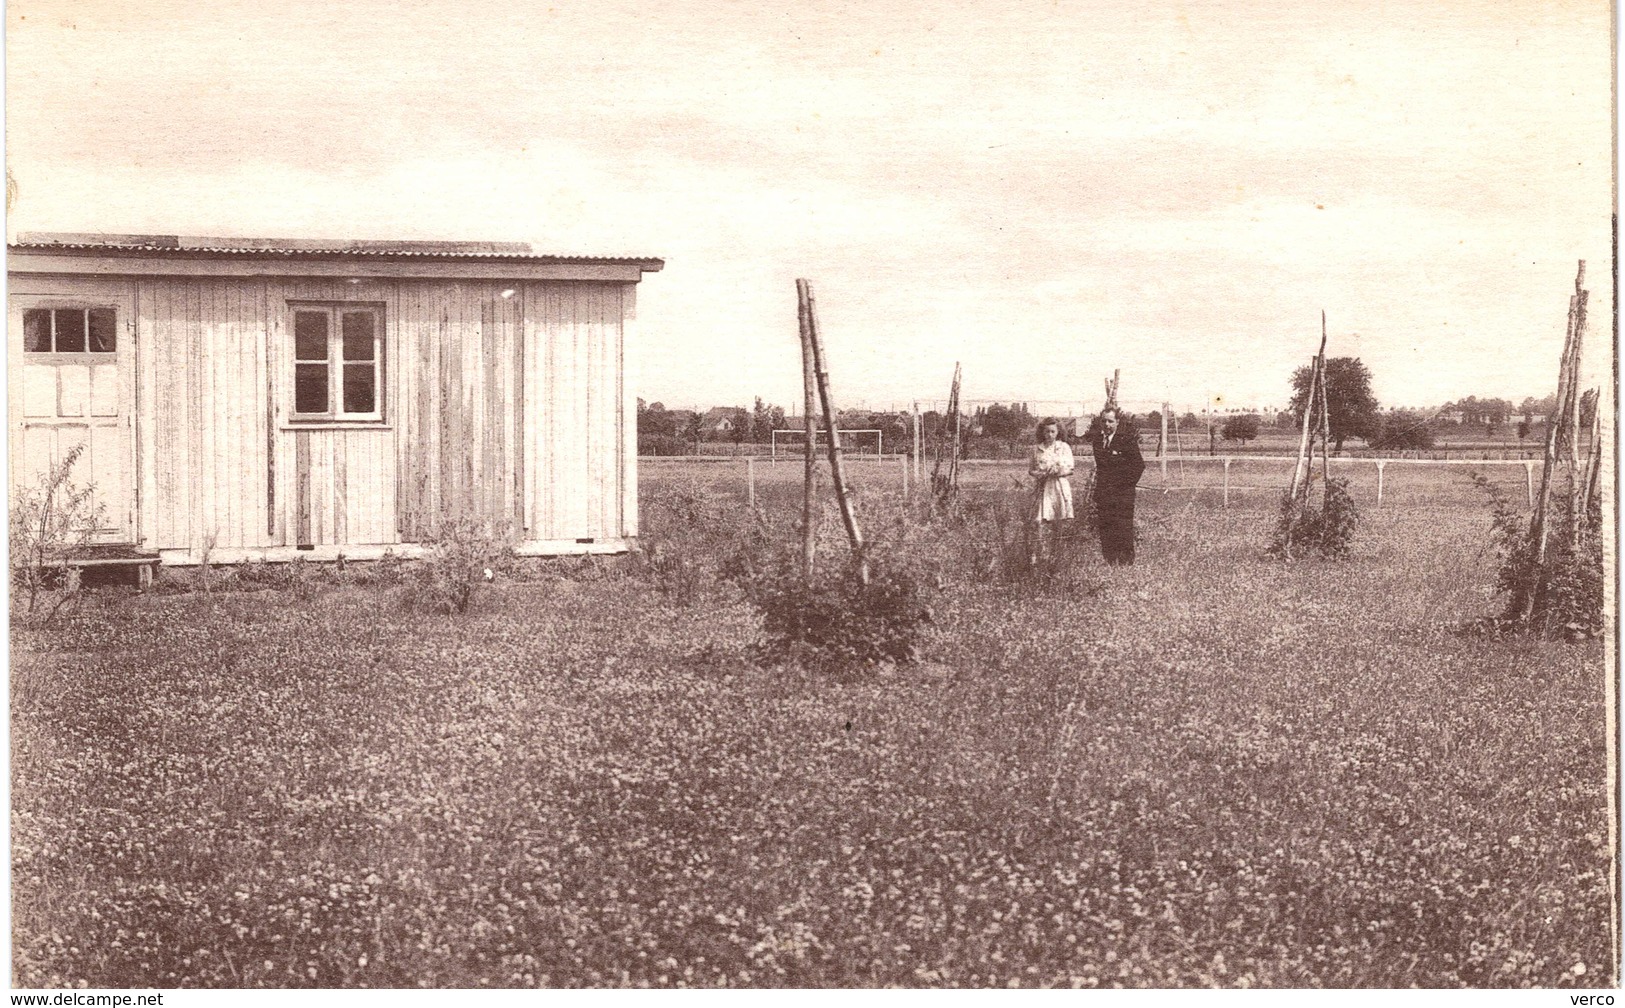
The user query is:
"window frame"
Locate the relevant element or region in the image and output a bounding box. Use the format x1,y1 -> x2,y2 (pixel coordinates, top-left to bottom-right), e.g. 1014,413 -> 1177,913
286,302 -> 386,424
21,305 -> 120,358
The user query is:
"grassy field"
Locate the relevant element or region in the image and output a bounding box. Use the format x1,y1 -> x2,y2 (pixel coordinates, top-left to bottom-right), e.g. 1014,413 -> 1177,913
11,464 -> 1611,988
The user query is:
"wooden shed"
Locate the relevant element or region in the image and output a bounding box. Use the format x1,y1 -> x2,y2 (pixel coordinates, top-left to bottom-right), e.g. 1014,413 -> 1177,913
7,233 -> 663,564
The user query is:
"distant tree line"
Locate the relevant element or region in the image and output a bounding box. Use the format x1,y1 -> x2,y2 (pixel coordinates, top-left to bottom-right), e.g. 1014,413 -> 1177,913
638,399 -> 1105,458
639,365 -> 1585,457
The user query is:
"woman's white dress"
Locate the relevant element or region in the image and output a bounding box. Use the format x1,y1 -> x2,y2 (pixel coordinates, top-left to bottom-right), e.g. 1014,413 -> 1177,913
1028,440 -> 1075,522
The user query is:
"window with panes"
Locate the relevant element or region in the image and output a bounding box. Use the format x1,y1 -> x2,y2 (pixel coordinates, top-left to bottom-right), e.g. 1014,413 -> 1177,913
22,307 -> 118,354
290,304 -> 383,422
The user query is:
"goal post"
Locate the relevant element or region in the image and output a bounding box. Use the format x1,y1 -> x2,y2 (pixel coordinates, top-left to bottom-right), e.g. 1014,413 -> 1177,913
770,428 -> 883,461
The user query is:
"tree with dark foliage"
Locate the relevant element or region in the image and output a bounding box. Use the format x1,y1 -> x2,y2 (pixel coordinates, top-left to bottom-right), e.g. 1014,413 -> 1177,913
979,403 -> 1034,440
1372,409 -> 1436,450
1289,357 -> 1379,453
1221,414 -> 1261,445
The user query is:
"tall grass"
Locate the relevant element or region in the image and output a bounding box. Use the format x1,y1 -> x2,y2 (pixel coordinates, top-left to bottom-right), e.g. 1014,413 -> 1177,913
11,472 -> 1609,988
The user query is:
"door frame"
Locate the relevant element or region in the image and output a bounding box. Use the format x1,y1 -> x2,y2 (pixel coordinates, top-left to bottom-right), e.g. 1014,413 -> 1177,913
8,281 -> 139,545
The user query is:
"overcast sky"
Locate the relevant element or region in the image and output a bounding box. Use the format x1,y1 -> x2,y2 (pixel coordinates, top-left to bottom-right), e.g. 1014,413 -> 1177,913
6,0 -> 1614,415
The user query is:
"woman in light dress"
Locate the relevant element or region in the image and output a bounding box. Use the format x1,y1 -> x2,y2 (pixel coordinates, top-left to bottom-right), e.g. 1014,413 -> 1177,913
1027,417 -> 1074,565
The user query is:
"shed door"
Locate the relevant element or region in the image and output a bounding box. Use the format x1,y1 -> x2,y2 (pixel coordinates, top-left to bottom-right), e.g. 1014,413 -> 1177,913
8,297 -> 135,544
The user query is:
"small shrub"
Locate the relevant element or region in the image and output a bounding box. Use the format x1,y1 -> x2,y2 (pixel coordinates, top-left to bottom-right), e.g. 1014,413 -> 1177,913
202,563 -> 240,594
631,540 -> 715,602
373,549 -> 405,586
943,479 -> 1095,584
403,518 -> 515,614
727,529 -> 934,672
196,531 -> 220,596
9,445 -> 105,618
1267,476 -> 1359,560
237,557 -> 280,588
1471,472 -> 1603,638
285,554 -> 314,596
634,477 -> 748,601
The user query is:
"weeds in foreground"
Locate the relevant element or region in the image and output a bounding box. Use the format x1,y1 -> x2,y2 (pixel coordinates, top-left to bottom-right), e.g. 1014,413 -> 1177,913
634,477 -> 744,603
1267,476 -> 1359,560
726,533 -> 935,673
1469,471 -> 1603,639
9,445 -> 105,622
12,519 -> 1608,988
402,519 -> 515,614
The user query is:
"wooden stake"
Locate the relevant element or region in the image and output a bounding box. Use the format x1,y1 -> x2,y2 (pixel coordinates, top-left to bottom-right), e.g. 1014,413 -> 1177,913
1160,401 -> 1170,488
1282,318 -> 1329,559
1317,312 -> 1333,509
798,282 -> 818,581
1519,260 -> 1586,624
1579,386 -> 1603,529
1289,338 -> 1324,501
933,363 -> 962,500
912,405 -> 923,484
800,279 -> 868,584
948,363 -> 962,494
1563,324 -> 1588,545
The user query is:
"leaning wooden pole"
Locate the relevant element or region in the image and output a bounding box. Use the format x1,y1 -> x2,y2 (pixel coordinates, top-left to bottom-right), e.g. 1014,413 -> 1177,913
932,363 -> 962,499
1281,355 -> 1320,560
1579,386 -> 1604,531
797,282 -> 819,581
1563,345 -> 1588,546
1518,260 -> 1586,624
947,363 -> 963,493
800,279 -> 869,585
1317,312 -> 1334,507
1288,331 -> 1326,501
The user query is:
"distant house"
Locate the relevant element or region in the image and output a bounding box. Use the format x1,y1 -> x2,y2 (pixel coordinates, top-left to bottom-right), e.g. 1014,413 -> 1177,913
8,232 -> 663,564
701,406 -> 746,434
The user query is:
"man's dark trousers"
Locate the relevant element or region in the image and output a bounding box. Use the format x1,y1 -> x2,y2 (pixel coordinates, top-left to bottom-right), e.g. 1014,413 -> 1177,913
1099,508 -> 1136,565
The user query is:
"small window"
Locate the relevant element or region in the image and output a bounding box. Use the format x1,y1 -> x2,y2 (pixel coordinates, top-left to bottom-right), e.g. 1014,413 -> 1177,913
23,308 -> 117,353
289,304 -> 384,422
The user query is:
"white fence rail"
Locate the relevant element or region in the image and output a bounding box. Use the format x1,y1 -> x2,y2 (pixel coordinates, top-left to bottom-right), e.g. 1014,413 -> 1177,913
1146,455 -> 1541,506
641,454 -> 1550,508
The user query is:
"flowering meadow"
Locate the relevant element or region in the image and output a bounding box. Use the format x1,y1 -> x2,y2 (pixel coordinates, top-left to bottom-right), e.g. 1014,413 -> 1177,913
11,463 -> 1611,988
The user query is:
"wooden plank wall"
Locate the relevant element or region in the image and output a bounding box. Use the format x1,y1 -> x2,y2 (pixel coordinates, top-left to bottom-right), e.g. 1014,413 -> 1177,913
619,283 -> 639,537
520,281 -> 629,541
394,279 -> 524,539
139,276 -> 402,553
110,273 -> 634,555
265,278 -> 399,549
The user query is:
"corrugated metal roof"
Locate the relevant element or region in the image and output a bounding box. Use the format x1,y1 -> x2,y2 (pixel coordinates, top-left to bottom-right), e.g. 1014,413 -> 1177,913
9,232 -> 663,268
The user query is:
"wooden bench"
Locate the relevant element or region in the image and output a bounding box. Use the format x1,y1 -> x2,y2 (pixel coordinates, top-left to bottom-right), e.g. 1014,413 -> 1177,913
36,555 -> 162,591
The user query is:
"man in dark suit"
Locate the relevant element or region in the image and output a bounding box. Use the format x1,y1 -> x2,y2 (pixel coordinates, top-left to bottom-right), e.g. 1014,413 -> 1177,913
1085,406 -> 1146,565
